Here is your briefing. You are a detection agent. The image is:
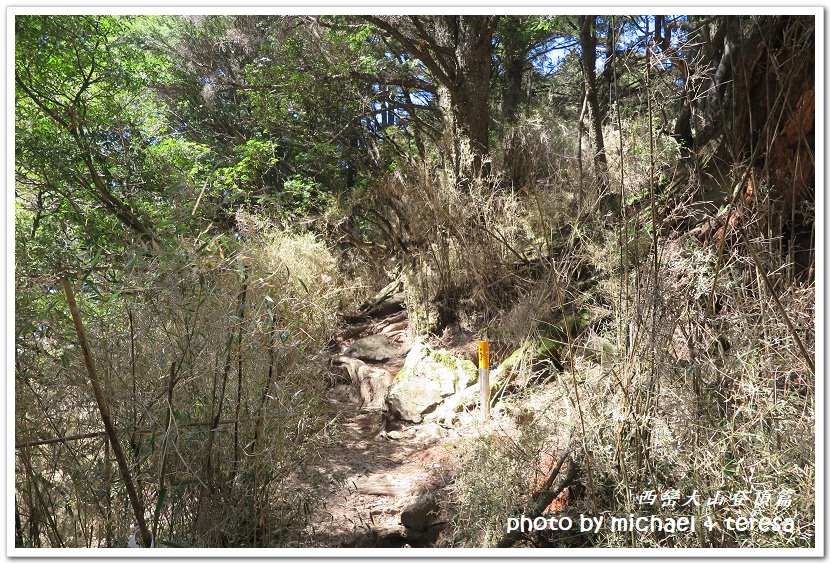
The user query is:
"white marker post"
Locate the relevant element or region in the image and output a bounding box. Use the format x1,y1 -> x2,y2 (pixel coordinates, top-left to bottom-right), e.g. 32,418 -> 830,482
478,338 -> 490,420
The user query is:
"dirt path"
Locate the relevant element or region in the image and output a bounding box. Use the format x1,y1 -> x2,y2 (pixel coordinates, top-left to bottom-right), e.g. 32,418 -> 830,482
294,282 -> 509,548
304,398 -> 459,546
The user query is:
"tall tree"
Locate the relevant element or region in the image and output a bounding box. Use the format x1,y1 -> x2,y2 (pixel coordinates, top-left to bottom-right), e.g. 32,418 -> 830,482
497,17 -> 528,122
363,16 -> 500,180
16,16 -> 160,243
494,16 -> 573,122
660,15 -> 814,260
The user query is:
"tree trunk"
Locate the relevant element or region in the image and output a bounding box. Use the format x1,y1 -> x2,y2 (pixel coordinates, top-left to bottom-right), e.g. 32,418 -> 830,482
578,16 -> 609,182
502,51 -> 525,122
363,15 -> 498,182
730,16 -> 814,209
434,16 -> 497,180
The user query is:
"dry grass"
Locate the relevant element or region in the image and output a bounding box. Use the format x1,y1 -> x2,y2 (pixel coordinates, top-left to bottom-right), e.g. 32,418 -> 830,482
437,107 -> 814,548
15,211 -> 353,547
374,158 -> 533,334
444,220 -> 814,548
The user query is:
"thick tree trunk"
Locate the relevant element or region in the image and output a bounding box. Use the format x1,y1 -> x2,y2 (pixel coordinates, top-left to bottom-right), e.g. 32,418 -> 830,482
498,16 -> 527,122
696,17 -> 814,221
730,16 -> 814,209
435,16 -> 496,180
502,53 -> 524,122
363,15 -> 497,182
683,15 -> 814,275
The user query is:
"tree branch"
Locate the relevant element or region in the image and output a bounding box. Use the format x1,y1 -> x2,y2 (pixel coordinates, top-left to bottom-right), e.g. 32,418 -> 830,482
497,446 -> 582,548
363,16 -> 457,94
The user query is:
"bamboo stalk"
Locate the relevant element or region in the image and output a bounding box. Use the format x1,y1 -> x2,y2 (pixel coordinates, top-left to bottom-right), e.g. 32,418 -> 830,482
251,305 -> 280,455
233,269 -> 249,468
61,279 -> 152,548
205,275 -> 247,484
152,362 -> 177,541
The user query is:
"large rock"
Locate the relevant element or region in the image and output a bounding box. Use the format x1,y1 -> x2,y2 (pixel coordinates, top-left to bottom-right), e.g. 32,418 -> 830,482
425,338 -> 541,426
334,356 -> 391,410
345,334 -> 396,362
386,340 -> 477,422
401,494 -> 440,533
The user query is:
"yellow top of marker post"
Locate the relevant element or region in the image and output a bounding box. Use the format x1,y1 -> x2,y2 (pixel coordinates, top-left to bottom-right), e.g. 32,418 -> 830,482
478,340 -> 490,369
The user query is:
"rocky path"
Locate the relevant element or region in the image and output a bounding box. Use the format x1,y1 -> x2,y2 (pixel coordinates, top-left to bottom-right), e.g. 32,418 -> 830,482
304,396 -> 462,546
302,288 -> 483,547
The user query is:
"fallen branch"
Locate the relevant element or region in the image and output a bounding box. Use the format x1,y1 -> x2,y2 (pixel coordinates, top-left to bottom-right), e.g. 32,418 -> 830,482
343,277 -> 405,323
497,445 -> 582,548
16,430 -> 107,449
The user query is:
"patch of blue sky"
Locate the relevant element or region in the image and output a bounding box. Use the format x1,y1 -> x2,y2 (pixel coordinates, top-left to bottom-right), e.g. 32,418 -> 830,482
408,90 -> 432,107
531,36 -> 575,75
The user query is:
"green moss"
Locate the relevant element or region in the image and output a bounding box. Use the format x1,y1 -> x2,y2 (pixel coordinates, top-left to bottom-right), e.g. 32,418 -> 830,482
394,366 -> 415,382
537,336 -> 560,355
431,349 -> 476,388
431,349 -> 455,368
392,343 -> 477,393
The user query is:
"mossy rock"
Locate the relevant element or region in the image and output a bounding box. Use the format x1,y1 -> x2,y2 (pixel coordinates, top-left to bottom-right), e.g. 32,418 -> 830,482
386,339 -> 477,422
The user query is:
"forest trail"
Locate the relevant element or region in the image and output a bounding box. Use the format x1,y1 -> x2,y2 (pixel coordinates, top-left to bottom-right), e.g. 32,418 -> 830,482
304,393 -> 459,547
303,296 -> 483,547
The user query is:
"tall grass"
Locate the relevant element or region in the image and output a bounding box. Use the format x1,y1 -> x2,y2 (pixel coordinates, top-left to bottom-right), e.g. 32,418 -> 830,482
15,211 -> 351,547
439,110 -> 814,548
